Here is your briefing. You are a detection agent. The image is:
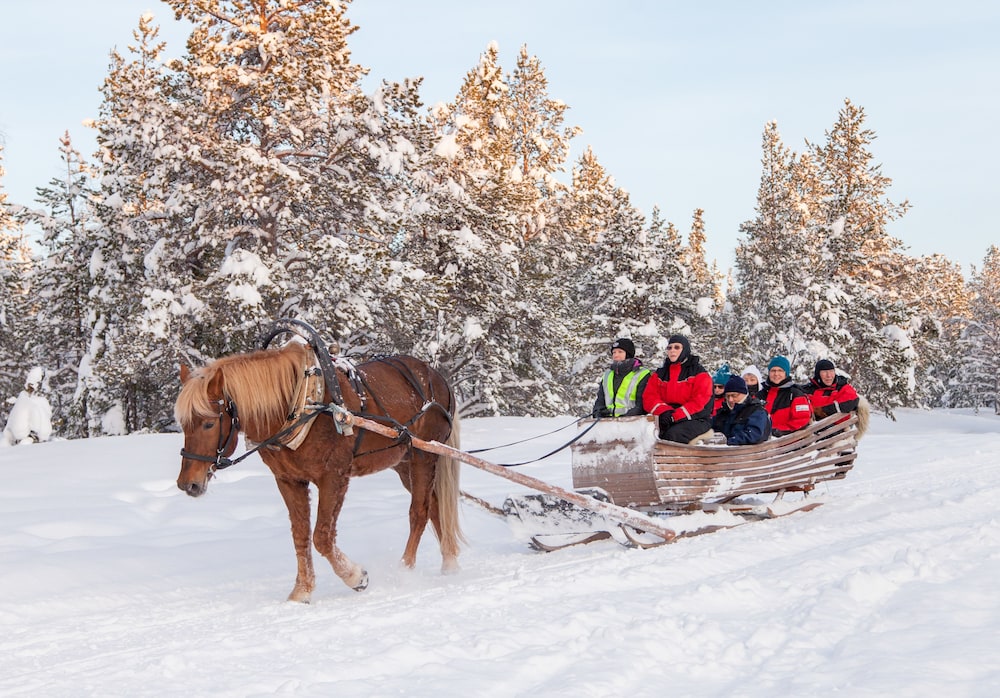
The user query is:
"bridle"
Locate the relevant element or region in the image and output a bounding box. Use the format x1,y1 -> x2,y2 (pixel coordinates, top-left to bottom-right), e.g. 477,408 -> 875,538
179,393 -> 338,477
179,397 -> 242,476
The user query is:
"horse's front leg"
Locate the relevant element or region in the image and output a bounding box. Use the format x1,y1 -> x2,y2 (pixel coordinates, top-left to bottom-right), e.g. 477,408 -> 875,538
273,477 -> 316,603
314,471 -> 368,592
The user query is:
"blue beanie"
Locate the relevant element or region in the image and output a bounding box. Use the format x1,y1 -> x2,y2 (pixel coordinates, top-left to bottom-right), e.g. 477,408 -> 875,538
712,364 -> 731,386
768,355 -> 791,374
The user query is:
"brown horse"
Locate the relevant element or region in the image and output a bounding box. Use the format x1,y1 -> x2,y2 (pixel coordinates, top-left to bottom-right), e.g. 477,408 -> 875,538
174,341 -> 463,602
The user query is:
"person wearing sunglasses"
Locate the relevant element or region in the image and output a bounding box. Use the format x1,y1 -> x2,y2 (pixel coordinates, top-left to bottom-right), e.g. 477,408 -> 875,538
642,334 -> 714,444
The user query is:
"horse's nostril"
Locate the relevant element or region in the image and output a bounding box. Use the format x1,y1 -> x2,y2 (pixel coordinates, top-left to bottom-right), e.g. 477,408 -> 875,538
182,482 -> 204,497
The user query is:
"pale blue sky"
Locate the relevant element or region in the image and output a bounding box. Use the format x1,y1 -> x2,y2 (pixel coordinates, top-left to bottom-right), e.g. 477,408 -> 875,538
1,1 -> 997,272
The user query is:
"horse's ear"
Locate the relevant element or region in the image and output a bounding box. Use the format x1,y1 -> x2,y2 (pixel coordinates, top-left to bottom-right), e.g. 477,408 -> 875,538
180,364 -> 191,384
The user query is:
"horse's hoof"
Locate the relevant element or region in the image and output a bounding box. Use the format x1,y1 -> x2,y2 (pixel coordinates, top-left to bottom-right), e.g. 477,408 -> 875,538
352,569 -> 369,592
441,557 -> 461,575
287,590 -> 312,604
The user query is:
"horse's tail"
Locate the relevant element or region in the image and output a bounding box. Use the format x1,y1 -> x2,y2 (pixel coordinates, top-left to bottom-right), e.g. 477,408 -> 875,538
855,395 -> 871,440
435,413 -> 467,550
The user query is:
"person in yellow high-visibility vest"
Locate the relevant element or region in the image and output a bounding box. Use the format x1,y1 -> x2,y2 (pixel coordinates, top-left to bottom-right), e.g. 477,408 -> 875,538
592,338 -> 652,418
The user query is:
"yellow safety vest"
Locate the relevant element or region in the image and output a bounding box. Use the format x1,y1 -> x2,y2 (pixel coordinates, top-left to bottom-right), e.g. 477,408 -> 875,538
602,368 -> 651,417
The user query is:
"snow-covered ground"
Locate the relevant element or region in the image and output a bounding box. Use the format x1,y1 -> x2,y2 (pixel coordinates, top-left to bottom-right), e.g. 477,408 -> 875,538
2,409 -> 998,696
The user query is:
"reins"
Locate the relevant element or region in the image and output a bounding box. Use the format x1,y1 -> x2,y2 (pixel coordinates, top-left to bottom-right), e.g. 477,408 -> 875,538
466,414 -> 589,454
489,416 -> 602,467
182,318 -> 594,472
182,320 -> 456,471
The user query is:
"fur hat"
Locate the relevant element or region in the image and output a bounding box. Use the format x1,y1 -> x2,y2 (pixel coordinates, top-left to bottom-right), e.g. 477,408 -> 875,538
767,355 -> 791,375
611,338 -> 636,359
724,375 -> 748,395
712,364 -> 731,386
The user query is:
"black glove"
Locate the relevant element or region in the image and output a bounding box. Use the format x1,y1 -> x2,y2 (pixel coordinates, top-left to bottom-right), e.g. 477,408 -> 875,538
658,412 -> 673,430
598,408 -> 612,418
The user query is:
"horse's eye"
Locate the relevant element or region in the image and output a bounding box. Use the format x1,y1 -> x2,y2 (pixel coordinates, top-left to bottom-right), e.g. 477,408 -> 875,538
202,421 -> 216,430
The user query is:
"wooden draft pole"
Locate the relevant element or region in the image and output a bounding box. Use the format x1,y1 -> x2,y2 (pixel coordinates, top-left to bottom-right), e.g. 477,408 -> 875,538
335,411 -> 678,544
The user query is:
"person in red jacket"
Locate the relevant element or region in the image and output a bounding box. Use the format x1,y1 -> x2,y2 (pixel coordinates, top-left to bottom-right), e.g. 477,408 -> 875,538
642,334 -> 714,443
757,355 -> 811,437
803,359 -> 859,422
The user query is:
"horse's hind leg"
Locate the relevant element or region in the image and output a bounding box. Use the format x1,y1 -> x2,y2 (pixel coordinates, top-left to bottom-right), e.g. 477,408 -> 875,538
394,454 -> 435,569
396,452 -> 460,574
429,451 -> 462,574
273,476 -> 316,603
313,471 -> 368,592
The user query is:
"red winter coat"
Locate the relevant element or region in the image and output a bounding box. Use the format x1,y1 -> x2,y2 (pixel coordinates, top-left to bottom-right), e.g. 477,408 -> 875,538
804,376 -> 859,422
758,378 -> 811,436
643,362 -> 713,423
712,394 -> 725,416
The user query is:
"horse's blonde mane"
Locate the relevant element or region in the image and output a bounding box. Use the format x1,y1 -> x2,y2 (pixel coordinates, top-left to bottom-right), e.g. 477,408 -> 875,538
175,343 -> 309,429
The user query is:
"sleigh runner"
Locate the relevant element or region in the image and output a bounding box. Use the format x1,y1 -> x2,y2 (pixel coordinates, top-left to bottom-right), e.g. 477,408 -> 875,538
503,411 -> 862,551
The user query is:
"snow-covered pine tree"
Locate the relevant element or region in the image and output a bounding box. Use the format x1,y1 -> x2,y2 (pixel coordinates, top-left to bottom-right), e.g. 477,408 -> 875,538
0,146 -> 36,413
954,246 -> 1000,413
734,106 -> 923,411
679,208 -> 723,361
881,252 -> 971,407
507,44 -> 581,241
731,123 -> 828,380
84,2 -> 453,429
412,41 -> 581,416
501,45 -> 581,414
433,42 -> 524,241
807,99 -> 916,410
563,147 -> 680,410
18,134 -> 100,436
84,13 -> 210,433
641,208 -> 698,355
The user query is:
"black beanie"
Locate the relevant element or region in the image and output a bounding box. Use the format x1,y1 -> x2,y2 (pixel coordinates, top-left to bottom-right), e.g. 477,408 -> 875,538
814,359 -> 836,381
724,376 -> 748,394
611,338 -> 636,359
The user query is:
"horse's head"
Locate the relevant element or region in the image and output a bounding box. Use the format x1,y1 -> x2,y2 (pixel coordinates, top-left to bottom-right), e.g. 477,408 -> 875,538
175,363 -> 240,497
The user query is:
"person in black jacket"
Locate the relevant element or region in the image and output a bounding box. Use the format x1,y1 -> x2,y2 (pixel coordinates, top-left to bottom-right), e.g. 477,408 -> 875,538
711,376 -> 771,445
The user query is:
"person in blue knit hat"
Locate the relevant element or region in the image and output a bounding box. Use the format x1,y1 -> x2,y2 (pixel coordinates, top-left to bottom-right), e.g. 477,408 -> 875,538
710,364 -> 731,416
757,355 -> 811,436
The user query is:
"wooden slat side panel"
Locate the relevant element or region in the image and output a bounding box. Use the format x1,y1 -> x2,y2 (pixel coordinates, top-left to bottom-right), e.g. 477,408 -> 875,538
654,456 -> 857,506
654,438 -> 856,479
571,412 -> 859,510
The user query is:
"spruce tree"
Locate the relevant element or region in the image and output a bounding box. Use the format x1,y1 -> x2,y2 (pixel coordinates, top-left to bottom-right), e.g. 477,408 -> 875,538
808,99 -> 915,409
954,246 -> 1000,412
732,124 -> 828,379
0,146 -> 35,410
18,134 -> 100,436
734,106 -> 921,410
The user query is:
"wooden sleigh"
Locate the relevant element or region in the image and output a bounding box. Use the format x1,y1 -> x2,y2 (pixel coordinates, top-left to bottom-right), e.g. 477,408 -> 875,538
503,411 -> 862,551
332,405 -> 863,553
